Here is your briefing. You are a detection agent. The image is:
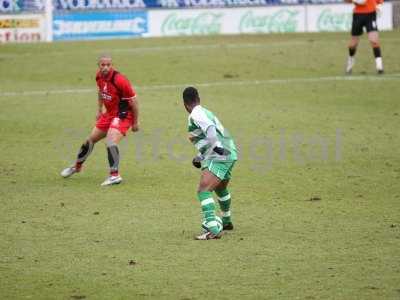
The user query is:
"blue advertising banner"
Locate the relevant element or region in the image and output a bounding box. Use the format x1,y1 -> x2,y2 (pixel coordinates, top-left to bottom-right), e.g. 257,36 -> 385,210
53,10 -> 148,40
1,0 -> 345,13
54,0 -> 147,10
53,0 -> 343,10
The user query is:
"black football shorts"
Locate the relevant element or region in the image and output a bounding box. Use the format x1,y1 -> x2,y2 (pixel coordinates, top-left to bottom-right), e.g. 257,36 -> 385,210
351,12 -> 378,36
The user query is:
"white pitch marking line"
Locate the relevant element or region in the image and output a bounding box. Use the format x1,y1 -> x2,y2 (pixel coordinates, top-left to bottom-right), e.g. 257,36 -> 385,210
0,41 -> 303,59
1,36 -> 400,58
0,41 -> 307,59
0,74 -> 399,97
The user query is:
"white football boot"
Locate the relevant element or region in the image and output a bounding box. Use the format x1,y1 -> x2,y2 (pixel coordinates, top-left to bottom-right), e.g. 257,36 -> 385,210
100,175 -> 122,186
61,166 -> 80,178
195,230 -> 223,240
376,57 -> 384,74
346,56 -> 355,74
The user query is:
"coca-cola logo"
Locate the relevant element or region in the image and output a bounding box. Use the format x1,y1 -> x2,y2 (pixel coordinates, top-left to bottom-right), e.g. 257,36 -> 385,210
157,0 -> 270,8
239,10 -> 300,33
161,12 -> 223,35
317,9 -> 351,31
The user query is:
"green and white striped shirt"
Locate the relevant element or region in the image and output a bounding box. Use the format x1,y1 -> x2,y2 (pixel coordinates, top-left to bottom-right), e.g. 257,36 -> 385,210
188,105 -> 237,161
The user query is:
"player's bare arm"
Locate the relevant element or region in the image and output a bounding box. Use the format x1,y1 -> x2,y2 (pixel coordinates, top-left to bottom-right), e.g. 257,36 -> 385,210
97,92 -> 104,120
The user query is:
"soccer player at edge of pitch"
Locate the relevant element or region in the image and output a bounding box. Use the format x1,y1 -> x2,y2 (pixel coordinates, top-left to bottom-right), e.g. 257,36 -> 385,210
345,0 -> 384,74
61,54 -> 139,186
183,87 -> 238,240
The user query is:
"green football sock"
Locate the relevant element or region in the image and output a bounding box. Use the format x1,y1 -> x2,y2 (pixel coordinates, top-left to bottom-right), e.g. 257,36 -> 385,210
215,188 -> 232,224
197,191 -> 220,235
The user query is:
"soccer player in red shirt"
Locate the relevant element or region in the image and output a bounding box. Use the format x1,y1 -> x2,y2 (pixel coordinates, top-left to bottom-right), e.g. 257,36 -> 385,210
61,54 -> 139,186
345,0 -> 384,74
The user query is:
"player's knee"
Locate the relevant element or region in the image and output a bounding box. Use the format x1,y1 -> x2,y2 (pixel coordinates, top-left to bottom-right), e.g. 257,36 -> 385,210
349,38 -> 359,48
83,139 -> 94,148
87,137 -> 97,144
370,41 -> 380,48
198,183 -> 213,193
217,180 -> 229,190
88,131 -> 104,143
106,138 -> 117,147
197,187 -> 210,193
348,41 -> 357,48
107,129 -> 123,143
106,133 -> 117,145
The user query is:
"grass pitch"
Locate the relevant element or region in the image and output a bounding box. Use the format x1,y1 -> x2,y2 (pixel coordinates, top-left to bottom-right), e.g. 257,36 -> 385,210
0,32 -> 400,299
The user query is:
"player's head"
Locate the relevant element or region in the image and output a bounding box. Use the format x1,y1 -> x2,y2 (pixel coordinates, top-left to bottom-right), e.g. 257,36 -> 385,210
183,86 -> 200,113
98,54 -> 113,76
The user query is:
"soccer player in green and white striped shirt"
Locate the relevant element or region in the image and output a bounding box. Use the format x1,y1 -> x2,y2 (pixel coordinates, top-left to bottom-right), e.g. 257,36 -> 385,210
183,87 -> 238,240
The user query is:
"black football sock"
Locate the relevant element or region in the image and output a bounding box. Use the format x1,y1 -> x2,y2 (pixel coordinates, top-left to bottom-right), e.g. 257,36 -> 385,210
107,143 -> 120,176
76,140 -> 94,167
373,47 -> 381,58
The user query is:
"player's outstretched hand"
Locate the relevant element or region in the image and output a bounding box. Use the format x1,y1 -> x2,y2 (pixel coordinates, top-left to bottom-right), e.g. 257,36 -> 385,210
213,146 -> 231,156
131,122 -> 140,132
192,156 -> 202,169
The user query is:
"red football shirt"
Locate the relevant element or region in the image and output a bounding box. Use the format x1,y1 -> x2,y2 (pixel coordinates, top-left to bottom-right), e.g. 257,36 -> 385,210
96,68 -> 136,116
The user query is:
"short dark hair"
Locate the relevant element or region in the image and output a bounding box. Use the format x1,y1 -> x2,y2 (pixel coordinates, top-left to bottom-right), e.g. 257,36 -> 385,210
182,86 -> 200,105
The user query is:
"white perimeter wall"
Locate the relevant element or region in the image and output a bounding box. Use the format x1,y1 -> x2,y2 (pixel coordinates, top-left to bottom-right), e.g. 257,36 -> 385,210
147,3 -> 393,37
0,3 -> 393,43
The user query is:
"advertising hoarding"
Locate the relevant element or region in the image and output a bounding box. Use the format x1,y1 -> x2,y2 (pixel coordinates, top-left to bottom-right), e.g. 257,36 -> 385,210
53,10 -> 148,40
0,14 -> 46,42
148,6 -> 306,37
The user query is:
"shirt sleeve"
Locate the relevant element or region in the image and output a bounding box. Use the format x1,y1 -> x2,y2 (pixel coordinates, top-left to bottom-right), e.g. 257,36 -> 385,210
116,74 -> 136,101
191,108 -> 214,133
